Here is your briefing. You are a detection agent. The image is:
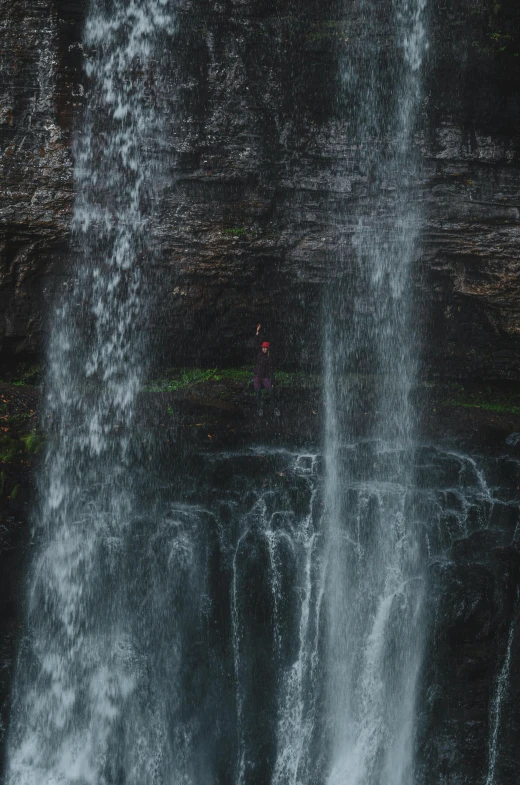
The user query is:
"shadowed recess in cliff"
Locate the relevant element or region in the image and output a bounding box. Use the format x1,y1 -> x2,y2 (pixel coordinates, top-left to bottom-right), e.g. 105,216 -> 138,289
322,0 -> 428,783
4,1 -> 177,783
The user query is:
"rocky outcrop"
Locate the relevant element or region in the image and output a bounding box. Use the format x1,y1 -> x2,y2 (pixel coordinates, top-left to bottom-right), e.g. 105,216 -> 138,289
1,0 -> 520,377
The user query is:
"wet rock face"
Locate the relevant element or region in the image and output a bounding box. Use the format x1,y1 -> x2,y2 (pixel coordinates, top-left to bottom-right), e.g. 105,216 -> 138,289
0,0 -> 83,362
422,0 -> 520,381
418,532 -> 520,784
1,0 -> 520,375
0,508 -> 29,774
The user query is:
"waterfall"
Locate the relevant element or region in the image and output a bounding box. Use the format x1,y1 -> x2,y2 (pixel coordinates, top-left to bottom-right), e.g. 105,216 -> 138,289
6,1 -> 517,783
5,2 -> 175,783
323,0 -> 428,783
230,451 -> 323,785
485,617 -> 516,785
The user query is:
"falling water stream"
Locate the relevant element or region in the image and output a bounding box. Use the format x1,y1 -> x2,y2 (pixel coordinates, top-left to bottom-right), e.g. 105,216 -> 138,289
485,613 -> 516,785
323,0 -> 428,783
5,2 -> 176,783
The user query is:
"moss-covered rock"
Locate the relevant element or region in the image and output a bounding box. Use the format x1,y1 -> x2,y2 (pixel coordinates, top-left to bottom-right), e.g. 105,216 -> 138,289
0,381 -> 41,506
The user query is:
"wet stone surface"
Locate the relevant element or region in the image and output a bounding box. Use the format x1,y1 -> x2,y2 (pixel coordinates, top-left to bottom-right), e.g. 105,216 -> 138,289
3,375 -> 520,781
1,0 -> 520,380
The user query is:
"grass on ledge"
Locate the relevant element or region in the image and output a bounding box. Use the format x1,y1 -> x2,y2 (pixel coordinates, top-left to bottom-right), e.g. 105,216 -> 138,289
144,367 -> 319,393
444,385 -> 520,416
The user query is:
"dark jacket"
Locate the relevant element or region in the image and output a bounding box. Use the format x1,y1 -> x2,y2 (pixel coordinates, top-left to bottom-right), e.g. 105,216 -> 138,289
254,335 -> 274,379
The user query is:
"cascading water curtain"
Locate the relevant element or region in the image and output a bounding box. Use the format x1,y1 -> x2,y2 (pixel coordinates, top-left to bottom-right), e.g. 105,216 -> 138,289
323,1 -> 428,784
5,2 -> 176,783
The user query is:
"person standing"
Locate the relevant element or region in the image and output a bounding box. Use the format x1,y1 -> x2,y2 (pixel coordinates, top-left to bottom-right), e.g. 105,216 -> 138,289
253,324 -> 279,417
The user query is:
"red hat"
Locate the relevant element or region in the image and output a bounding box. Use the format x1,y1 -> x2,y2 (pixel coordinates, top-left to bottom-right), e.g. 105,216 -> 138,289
261,341 -> 270,348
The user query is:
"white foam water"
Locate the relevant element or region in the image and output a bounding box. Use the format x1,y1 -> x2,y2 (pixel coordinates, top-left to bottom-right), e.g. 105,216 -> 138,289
5,2 -> 176,783
322,0 -> 429,783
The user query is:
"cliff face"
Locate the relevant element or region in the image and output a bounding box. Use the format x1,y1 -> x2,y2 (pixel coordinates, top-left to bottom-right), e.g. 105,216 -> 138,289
1,2 -> 520,778
419,529 -> 520,785
0,0 -> 81,361
1,0 -> 520,377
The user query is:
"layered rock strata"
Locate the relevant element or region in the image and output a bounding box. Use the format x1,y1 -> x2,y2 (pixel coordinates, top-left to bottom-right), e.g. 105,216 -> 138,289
1,0 -> 519,376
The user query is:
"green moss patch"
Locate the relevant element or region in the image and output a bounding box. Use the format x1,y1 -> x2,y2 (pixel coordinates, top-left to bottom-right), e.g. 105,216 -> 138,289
0,362 -> 41,387
22,431 -> 45,454
443,384 -> 520,415
0,385 -> 42,501
223,227 -> 247,237
306,20 -> 349,44
471,2 -> 520,60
